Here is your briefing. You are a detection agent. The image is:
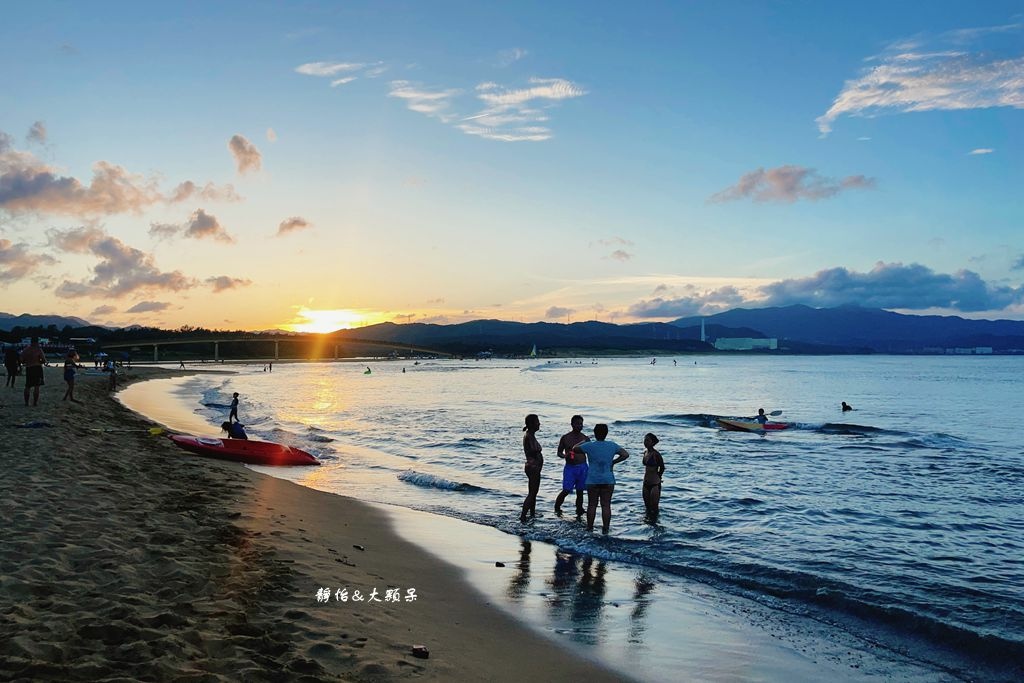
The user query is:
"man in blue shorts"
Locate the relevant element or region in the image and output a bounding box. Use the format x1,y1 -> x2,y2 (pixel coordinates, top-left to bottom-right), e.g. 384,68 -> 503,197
554,415 -> 590,516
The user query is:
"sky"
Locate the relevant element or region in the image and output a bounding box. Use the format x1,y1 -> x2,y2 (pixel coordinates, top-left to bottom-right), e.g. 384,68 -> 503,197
1,0 -> 1022,332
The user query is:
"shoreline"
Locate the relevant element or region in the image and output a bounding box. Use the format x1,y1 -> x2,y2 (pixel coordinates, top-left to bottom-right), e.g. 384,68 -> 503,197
111,370 -> 989,681
1,367 -> 626,681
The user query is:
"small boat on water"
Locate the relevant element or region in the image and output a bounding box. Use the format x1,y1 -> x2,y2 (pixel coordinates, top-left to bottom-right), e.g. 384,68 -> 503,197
716,418 -> 791,433
169,435 -> 321,466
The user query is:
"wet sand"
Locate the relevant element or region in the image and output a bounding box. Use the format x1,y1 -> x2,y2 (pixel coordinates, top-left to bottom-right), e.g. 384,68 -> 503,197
0,366 -> 624,681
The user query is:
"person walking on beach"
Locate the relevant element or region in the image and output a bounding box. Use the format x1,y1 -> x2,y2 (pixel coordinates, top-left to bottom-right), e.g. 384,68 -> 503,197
554,415 -> 590,516
62,349 -> 83,403
572,423 -> 629,533
4,345 -> 20,388
521,413 -> 544,523
229,392 -> 240,423
641,433 -> 665,521
20,337 -> 47,407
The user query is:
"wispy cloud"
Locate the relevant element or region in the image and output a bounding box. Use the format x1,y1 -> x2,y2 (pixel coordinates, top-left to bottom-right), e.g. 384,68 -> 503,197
126,300 -> 171,313
27,121 -> 47,144
710,165 -> 875,203
388,81 -> 461,121
497,47 -> 528,67
592,236 -> 634,248
90,304 -> 116,316
817,23 -> 1024,135
266,128 -> 278,142
185,209 -> 234,243
169,180 -> 240,203
458,77 -> 587,141
48,226 -> 196,298
0,238 -> 57,284
1012,254 -> 1024,270
295,61 -> 365,76
276,216 -> 311,236
331,77 -> 357,87
206,275 -> 252,292
607,250 -> 632,262
968,148 -> 994,155
228,135 -> 262,175
628,285 -> 746,318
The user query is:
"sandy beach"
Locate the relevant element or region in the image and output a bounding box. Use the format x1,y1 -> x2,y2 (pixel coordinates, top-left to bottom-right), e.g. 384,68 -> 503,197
0,366 -> 625,682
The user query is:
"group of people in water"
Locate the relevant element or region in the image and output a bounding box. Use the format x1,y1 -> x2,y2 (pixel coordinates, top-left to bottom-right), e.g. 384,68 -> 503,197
521,414 -> 665,533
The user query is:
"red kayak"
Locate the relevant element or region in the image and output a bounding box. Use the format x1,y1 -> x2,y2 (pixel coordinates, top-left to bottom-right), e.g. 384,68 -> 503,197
716,418 -> 791,433
169,435 -> 320,466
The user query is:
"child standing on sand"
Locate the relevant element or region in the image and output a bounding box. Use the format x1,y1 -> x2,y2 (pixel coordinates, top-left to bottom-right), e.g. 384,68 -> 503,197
229,392 -> 240,423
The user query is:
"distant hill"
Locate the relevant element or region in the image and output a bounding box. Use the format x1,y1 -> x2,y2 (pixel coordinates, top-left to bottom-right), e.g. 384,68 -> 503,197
671,305 -> 1024,351
0,312 -> 91,331
337,319 -> 718,354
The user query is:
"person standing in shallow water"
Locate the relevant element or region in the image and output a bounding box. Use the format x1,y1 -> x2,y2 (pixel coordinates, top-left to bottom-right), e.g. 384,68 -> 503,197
573,423 -> 629,533
641,433 -> 665,521
554,415 -> 590,516
520,414 -> 543,523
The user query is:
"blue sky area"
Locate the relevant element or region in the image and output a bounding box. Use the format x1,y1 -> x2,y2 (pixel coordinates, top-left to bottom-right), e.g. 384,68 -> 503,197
1,1 -> 1021,330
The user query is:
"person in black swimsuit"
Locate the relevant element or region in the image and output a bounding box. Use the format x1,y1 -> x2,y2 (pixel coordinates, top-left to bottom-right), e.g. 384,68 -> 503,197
521,413 -> 543,523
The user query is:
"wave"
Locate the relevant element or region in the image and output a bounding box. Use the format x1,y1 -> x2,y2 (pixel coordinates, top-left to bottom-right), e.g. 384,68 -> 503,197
397,470 -> 485,493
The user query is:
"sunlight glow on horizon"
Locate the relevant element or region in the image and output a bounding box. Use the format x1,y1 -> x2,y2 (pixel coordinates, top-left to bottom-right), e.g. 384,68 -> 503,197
282,307 -> 389,333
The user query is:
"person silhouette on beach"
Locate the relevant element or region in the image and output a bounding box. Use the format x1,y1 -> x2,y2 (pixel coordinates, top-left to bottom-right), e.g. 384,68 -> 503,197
4,345 -> 20,388
222,421 -> 248,439
573,423 -> 629,533
842,401 -> 854,411
641,433 -> 665,521
20,337 -> 47,407
62,349 -> 83,403
229,392 -> 240,423
520,413 -> 543,523
554,415 -> 590,516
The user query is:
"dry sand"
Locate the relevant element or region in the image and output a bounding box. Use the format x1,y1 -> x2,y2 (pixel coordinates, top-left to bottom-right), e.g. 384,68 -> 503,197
0,367 -> 624,682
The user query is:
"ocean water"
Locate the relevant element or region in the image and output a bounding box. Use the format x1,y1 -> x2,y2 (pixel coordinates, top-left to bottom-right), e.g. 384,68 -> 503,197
131,355 -> 1024,678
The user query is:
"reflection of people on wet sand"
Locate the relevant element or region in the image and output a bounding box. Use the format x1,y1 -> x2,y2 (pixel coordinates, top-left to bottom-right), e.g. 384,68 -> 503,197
642,433 -> 665,521
573,423 -> 629,533
554,415 -> 589,516
628,572 -> 657,643
543,550 -> 609,645
520,414 -> 543,523
506,539 -> 532,601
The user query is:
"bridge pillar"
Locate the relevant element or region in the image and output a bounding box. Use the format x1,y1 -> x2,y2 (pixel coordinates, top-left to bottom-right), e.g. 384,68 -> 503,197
214,341 -> 219,361
275,340 -> 279,360
153,345 -> 159,362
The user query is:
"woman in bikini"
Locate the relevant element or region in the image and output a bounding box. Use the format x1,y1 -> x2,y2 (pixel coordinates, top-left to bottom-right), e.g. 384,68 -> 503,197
521,413 -> 543,523
642,433 -> 665,521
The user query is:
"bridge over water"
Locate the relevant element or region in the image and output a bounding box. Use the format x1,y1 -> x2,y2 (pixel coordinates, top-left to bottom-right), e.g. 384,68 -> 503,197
99,335 -> 452,362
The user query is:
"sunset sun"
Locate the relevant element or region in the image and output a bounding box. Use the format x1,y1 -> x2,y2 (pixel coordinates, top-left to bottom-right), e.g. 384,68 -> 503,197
283,307 -> 382,333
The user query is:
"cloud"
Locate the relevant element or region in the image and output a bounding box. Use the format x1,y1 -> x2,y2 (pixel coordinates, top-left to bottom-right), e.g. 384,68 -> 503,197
169,180 -> 240,203
27,121 -> 47,144
295,61 -> 365,76
365,65 -> 388,78
90,304 -> 116,316
458,77 -> 587,142
653,283 -> 669,295
607,250 -> 632,262
126,300 -> 171,313
228,135 -> 262,174
206,276 -> 252,292
148,222 -> 181,240
0,133 -> 233,218
331,77 -> 357,87
545,305 -> 574,319
817,24 -> 1024,134
185,209 -> 234,243
710,165 -> 875,203
276,216 -> 311,236
497,47 -> 528,66
628,286 -> 746,319
0,239 -> 57,283
968,148 -> 994,155
759,262 -> 1024,312
592,236 -> 634,248
388,81 -> 461,121
1012,255 -> 1024,270
266,128 -> 277,142
48,226 -> 196,298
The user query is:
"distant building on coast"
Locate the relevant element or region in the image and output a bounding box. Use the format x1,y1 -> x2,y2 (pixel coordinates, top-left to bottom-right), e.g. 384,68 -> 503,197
713,337 -> 778,351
